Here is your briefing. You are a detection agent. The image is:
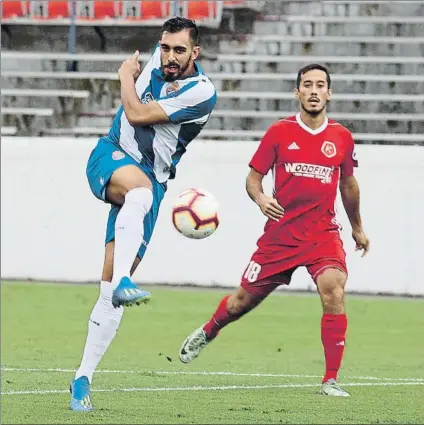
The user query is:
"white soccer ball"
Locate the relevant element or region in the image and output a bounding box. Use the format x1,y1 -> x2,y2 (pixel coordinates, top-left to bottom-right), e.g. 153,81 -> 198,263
172,188 -> 220,239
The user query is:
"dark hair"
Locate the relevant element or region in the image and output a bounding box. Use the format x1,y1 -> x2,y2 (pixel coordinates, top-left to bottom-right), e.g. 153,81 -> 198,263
162,17 -> 200,46
296,64 -> 331,89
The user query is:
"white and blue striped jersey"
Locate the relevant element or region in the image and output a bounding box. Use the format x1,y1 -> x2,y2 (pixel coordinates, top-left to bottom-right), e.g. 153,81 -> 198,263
107,44 -> 217,183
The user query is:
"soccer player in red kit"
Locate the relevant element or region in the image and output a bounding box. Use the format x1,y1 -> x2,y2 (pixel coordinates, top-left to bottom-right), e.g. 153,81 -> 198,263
178,64 -> 370,397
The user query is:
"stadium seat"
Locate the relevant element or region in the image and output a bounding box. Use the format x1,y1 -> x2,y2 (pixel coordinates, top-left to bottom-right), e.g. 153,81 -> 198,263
1,1 -> 28,18
47,1 -> 70,19
1,107 -> 54,117
76,1 -> 120,20
28,1 -> 69,19
121,1 -> 170,21
1,88 -> 90,99
141,1 -> 170,19
187,1 -> 216,20
1,126 -> 18,136
94,1 -> 122,19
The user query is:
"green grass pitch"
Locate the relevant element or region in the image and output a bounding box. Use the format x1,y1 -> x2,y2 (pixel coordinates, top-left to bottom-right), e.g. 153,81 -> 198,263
1,281 -> 423,424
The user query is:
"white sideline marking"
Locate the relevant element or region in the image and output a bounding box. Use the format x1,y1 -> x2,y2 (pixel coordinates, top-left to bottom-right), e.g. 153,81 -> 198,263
2,367 -> 423,382
2,381 -> 423,396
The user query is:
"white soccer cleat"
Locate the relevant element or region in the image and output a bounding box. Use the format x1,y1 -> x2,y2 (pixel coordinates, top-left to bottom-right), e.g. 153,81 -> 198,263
320,379 -> 350,397
179,326 -> 210,364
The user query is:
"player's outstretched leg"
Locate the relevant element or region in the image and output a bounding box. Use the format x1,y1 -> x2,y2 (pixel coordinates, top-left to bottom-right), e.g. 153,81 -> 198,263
316,268 -> 350,397
179,288 -> 264,363
107,168 -> 154,308
112,277 -> 151,308
178,325 -> 210,364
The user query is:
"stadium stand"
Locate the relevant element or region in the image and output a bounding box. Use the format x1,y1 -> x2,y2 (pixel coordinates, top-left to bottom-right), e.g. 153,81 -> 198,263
1,107 -> 54,117
29,1 -> 71,19
2,69 -> 422,84
41,128 -> 424,145
1,88 -> 90,99
1,126 -> 18,135
3,50 -> 424,64
1,1 -> 28,18
1,0 -> 423,144
0,0 -> 226,26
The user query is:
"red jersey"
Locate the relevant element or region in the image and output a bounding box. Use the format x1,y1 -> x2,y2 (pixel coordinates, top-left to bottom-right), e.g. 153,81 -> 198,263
249,113 -> 358,247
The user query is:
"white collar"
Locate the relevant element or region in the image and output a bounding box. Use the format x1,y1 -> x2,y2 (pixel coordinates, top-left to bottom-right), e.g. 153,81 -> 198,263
296,112 -> 328,135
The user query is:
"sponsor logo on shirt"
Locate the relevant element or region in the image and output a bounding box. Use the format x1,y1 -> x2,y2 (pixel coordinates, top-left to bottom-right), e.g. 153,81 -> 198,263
284,162 -> 334,184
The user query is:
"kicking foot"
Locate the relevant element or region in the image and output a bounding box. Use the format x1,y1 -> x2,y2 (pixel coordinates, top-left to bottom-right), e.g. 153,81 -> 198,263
320,379 -> 350,397
69,376 -> 93,412
179,325 -> 211,364
111,277 -> 151,308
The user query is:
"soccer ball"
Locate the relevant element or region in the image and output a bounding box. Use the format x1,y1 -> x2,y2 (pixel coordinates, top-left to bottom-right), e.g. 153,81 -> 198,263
172,188 -> 220,239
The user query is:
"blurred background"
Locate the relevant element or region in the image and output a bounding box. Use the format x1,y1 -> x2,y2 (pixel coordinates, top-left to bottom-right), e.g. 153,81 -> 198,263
1,0 -> 423,143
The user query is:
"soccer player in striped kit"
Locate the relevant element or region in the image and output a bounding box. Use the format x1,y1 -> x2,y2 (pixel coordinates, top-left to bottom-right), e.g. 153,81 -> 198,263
70,17 -> 216,411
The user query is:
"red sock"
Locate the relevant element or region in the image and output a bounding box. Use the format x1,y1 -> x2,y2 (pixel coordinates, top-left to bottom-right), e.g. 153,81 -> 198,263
203,295 -> 240,339
321,313 -> 347,383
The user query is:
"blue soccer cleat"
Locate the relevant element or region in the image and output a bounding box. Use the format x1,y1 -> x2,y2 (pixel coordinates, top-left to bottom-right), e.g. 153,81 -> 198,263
69,376 -> 93,412
111,277 -> 151,308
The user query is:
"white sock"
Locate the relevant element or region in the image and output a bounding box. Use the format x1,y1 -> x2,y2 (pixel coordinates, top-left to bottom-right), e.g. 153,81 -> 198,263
112,187 -> 153,289
75,281 -> 124,383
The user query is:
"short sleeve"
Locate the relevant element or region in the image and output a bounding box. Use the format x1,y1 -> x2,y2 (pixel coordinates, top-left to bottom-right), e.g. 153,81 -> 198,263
157,79 -> 217,125
340,131 -> 358,178
249,123 -> 280,175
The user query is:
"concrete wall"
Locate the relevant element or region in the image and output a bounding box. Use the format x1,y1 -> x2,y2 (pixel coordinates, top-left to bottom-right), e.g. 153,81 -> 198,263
1,137 -> 423,296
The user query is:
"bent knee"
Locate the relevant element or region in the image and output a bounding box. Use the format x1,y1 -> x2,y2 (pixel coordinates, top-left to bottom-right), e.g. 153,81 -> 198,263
227,290 -> 263,316
107,165 -> 152,205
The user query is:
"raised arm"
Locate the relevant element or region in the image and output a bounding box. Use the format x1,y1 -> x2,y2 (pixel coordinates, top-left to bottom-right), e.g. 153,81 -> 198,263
118,51 -> 216,127
118,51 -> 169,126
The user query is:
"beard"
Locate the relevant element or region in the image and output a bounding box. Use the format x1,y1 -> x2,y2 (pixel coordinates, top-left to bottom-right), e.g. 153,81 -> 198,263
162,58 -> 191,82
300,101 -> 326,117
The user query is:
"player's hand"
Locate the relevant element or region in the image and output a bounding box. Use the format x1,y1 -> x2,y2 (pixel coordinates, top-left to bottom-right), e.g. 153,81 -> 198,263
352,228 -> 370,257
118,50 -> 141,80
257,194 -> 285,222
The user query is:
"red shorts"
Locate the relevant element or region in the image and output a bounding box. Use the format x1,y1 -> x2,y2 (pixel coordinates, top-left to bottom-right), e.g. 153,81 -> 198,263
240,236 -> 347,297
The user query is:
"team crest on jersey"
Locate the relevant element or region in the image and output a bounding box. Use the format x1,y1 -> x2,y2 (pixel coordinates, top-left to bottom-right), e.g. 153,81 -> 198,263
165,82 -> 180,96
142,92 -> 154,104
112,151 -> 125,160
321,141 -> 337,158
